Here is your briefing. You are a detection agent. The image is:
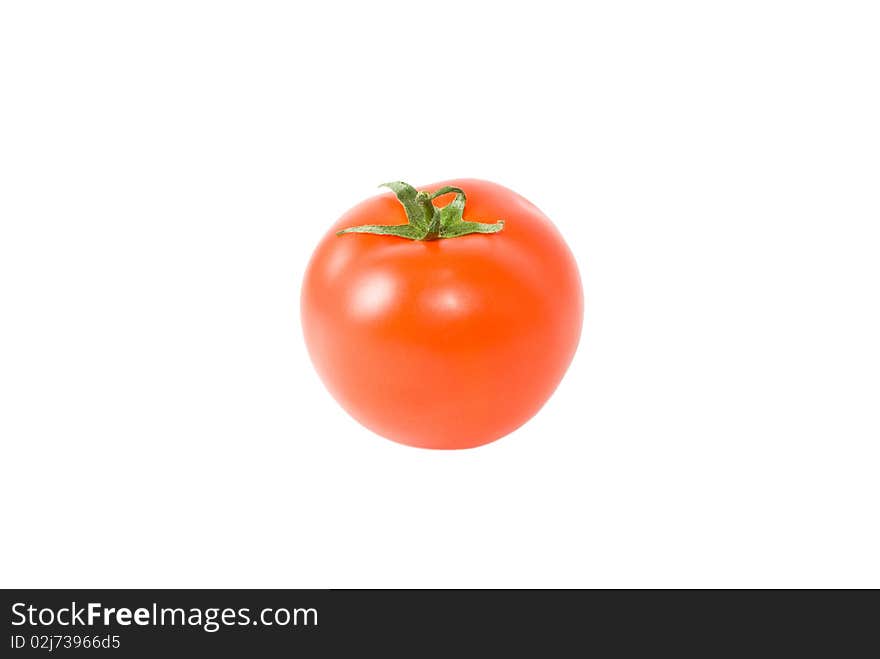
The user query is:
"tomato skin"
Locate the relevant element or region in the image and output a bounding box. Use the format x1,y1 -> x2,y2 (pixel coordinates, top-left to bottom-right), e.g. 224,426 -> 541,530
301,179 -> 583,449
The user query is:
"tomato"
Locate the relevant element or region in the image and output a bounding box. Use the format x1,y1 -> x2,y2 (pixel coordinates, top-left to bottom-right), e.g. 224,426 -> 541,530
300,179 -> 583,449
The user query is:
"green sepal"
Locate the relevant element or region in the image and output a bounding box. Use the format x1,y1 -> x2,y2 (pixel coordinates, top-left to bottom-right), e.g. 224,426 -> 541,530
379,182 -> 427,230
440,220 -> 505,238
336,223 -> 424,239
336,181 -> 504,241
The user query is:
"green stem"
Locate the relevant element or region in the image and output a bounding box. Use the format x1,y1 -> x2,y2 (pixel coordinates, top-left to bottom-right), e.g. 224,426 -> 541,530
416,192 -> 441,240
337,181 -> 504,241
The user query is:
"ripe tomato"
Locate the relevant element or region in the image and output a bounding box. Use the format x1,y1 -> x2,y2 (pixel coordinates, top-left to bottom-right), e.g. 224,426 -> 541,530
301,179 -> 582,449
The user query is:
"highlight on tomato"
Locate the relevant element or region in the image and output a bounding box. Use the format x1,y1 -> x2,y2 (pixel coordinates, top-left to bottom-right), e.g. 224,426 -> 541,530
301,179 -> 583,449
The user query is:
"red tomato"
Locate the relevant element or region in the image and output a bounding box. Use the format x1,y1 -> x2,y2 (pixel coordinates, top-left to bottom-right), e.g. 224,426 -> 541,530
301,179 -> 582,449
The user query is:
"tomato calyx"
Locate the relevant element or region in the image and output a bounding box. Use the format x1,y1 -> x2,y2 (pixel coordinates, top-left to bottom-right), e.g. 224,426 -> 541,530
336,181 -> 505,241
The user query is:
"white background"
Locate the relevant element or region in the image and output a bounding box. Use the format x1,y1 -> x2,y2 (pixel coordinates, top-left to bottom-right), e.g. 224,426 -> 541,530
1,1 -> 878,588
